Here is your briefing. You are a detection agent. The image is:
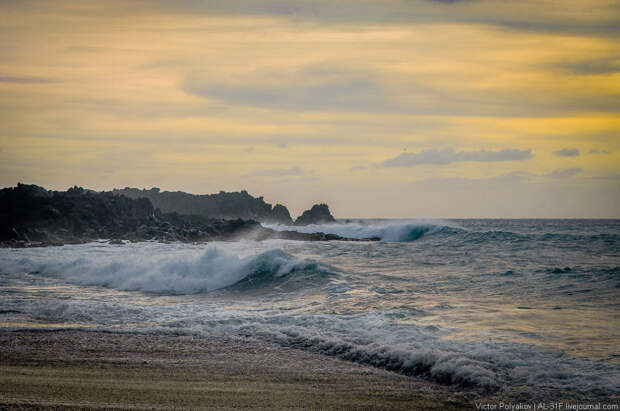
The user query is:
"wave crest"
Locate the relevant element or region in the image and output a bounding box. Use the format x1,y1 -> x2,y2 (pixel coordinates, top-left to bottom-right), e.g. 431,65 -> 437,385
6,244 -> 330,294
264,220 -> 453,242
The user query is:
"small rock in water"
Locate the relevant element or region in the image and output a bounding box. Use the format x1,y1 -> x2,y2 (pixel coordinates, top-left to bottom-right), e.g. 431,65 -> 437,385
295,204 -> 336,225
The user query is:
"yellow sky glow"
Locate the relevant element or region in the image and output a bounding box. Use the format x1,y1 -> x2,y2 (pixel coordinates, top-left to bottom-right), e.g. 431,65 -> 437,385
1,0 -> 618,217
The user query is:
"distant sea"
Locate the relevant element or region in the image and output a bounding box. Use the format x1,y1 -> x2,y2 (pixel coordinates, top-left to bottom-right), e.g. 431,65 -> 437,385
1,219 -> 618,400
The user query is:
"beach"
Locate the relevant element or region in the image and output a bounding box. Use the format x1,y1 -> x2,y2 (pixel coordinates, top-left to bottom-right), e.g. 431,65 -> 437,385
1,329 -> 468,410
1,220 -> 618,408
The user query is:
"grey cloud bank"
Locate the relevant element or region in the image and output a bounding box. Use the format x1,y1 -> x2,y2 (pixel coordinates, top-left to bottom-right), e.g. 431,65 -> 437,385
551,57 -> 620,75
139,0 -> 620,36
380,148 -> 533,167
184,77 -> 391,113
182,65 -> 619,116
554,148 -> 580,157
546,168 -> 583,178
0,75 -> 54,84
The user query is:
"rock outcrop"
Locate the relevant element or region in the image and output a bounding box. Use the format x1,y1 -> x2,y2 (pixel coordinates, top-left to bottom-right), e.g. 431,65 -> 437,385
295,204 -> 336,225
0,184 -> 377,247
269,204 -> 293,225
113,187 -> 294,225
1,184 -> 154,245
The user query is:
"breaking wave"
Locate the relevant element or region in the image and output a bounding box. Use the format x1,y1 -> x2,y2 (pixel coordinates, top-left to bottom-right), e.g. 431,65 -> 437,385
1,244 -> 330,294
168,311 -> 620,395
1,218 -> 618,400
252,319 -> 619,395
264,219 -> 454,242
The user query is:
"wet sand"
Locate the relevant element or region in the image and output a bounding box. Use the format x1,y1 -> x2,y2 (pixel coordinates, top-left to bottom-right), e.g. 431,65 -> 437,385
0,329 -> 471,410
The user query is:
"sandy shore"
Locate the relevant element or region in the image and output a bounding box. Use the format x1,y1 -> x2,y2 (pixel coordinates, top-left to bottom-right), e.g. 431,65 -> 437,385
0,329 -> 472,410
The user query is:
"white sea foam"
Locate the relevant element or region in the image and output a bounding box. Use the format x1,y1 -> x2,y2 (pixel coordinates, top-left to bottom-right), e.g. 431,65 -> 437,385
0,242 -> 326,294
1,221 -> 618,399
215,313 -> 618,395
264,219 -> 454,241
8,293 -> 618,396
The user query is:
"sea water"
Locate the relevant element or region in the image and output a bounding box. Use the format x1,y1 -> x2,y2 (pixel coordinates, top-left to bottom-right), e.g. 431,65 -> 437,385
1,219 -> 618,400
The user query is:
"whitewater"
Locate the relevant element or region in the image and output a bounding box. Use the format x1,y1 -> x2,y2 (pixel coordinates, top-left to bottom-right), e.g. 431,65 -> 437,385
1,219 -> 618,400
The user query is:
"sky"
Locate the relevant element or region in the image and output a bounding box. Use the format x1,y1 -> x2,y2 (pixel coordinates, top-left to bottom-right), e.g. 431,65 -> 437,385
1,0 -> 619,218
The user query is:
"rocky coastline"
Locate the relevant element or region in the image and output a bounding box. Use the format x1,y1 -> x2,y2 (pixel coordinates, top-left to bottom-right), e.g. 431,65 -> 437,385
1,184 -> 378,247
113,187 -> 295,224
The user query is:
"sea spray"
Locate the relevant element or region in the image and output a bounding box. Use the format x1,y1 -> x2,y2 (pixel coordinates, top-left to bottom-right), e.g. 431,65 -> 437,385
264,219 -> 455,242
1,219 -> 619,400
0,242 -> 330,294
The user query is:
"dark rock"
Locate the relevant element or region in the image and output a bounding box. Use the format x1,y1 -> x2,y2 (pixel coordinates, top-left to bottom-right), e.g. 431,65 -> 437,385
268,204 -> 293,225
0,184 -> 377,247
1,183 -> 156,245
113,187 -> 294,225
295,204 -> 336,225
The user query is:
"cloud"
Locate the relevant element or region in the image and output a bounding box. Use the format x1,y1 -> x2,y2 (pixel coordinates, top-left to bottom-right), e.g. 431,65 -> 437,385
554,148 -> 580,157
588,148 -> 610,154
184,77 -> 390,112
546,168 -> 583,178
244,166 -> 303,177
144,0 -> 620,36
551,57 -> 620,75
590,174 -> 620,181
0,75 -> 54,84
183,61 -> 620,116
379,148 -> 533,167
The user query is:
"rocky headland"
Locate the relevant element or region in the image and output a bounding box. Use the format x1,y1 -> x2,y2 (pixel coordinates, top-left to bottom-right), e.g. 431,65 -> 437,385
114,187 -> 294,224
0,184 -> 377,247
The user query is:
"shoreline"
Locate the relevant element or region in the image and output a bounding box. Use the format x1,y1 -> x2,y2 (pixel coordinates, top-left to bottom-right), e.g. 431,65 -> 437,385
0,328 -> 471,410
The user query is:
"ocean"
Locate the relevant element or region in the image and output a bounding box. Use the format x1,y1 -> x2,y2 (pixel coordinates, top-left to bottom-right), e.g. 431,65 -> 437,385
1,219 -> 618,401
